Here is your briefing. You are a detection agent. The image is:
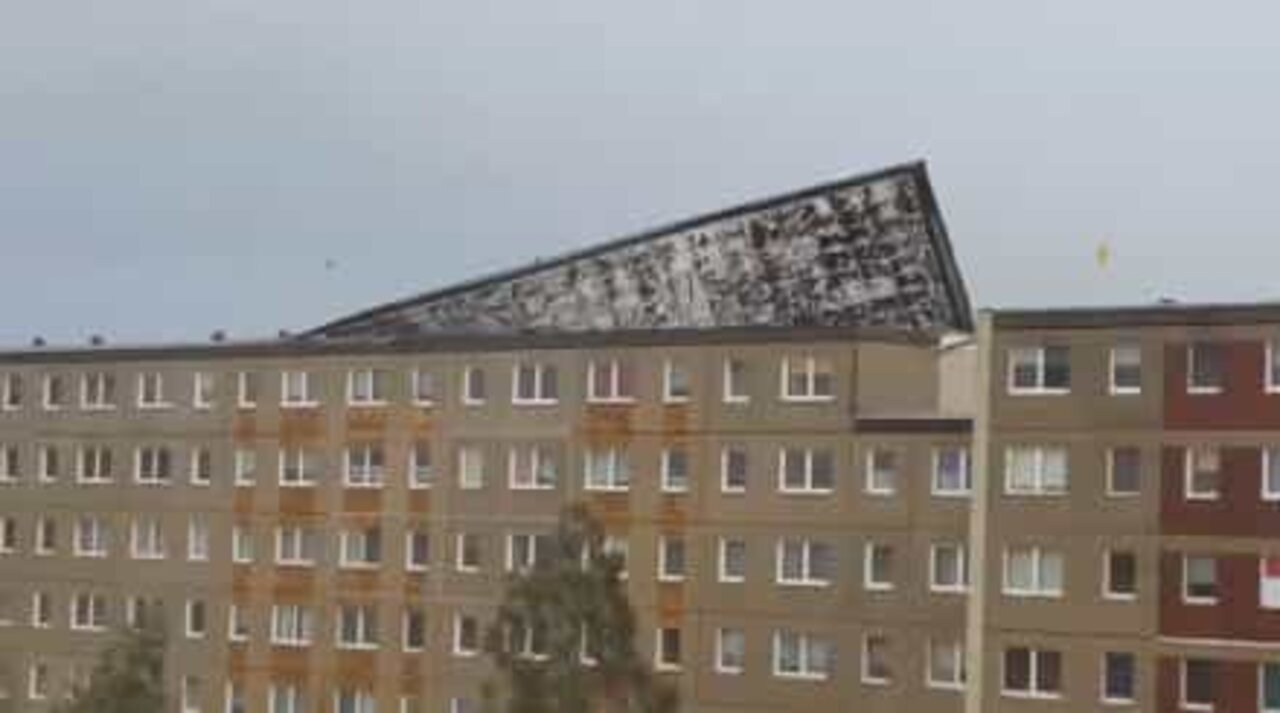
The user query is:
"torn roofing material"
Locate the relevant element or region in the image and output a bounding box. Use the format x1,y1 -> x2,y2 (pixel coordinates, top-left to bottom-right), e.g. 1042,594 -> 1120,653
306,160 -> 973,339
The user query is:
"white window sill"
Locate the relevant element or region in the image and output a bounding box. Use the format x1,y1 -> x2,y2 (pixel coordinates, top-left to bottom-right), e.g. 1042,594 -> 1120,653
509,483 -> 556,492
662,397 -> 691,405
927,680 -> 966,692
779,395 -> 836,404
1109,387 -> 1142,396
930,585 -> 969,595
80,404 -> 117,412
452,649 -> 480,658
461,399 -> 486,407
455,565 -> 480,574
336,642 -> 379,651
657,576 -> 686,584
1006,388 -> 1070,397
76,479 -> 113,485
189,479 -> 211,488
232,559 -> 255,566
660,487 -> 688,495
1001,689 -> 1062,700
1003,589 -> 1062,599
1105,490 -> 1140,499
342,482 -> 385,490
275,560 -> 315,568
1182,595 -> 1219,606
405,565 -> 429,573
74,551 -> 108,559
1103,592 -> 1137,602
723,396 -> 750,405
408,482 -> 433,491
715,665 -> 744,676
584,486 -> 630,493
338,562 -> 379,571
1184,493 -> 1221,502
279,402 -> 321,410
865,488 -> 896,497
777,579 -> 830,588
718,575 -> 745,584
654,663 -> 683,673
777,488 -> 835,496
233,480 -> 256,488
279,480 -> 317,489
861,676 -> 891,687
132,554 -> 166,561
1186,386 -> 1223,395
236,403 -> 257,410
864,582 -> 895,593
412,399 -> 437,408
932,489 -> 971,499
270,640 -> 312,649
347,400 -> 389,408
1101,695 -> 1137,706
136,403 -> 174,411
586,397 -> 636,405
134,479 -> 173,487
511,399 -> 559,407
773,671 -> 828,682
720,486 -> 746,495
1178,702 -> 1213,712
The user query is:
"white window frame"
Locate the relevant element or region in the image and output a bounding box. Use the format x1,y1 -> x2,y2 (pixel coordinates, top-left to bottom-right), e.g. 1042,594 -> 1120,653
1001,547 -> 1064,598
1003,446 -> 1069,496
28,661 -> 48,701
338,528 -> 381,569
76,446 -> 113,484
278,448 -> 317,487
1001,647 -> 1063,699
715,627 -> 745,675
864,447 -> 897,496
507,446 -> 555,491
193,372 -> 215,410
134,446 -> 172,485
70,591 -> 107,631
1181,658 -> 1215,712
34,516 -> 55,556
402,608 -> 426,652
1184,447 -> 1221,501
280,371 -> 317,408
452,613 -> 479,657
36,444 -> 57,483
80,372 -> 117,410
505,533 -> 543,573
779,356 -> 835,402
233,448 -> 257,487
662,359 -> 691,403
657,535 -> 686,583
454,533 -> 481,573
181,675 -> 202,713
1260,661 -> 1280,713
586,359 -> 634,403
861,633 -> 892,686
776,447 -> 834,495
776,539 -> 832,588
1187,343 -> 1224,395
231,526 -> 254,564
1105,446 -> 1141,498
335,605 -> 379,650
654,627 -> 682,671
236,372 -> 257,409
722,358 -> 749,404
346,368 -> 388,407
1006,346 -> 1070,396
269,685 -> 303,713
720,445 -> 747,493
931,447 -> 971,497
31,591 -> 51,628
344,444 -> 385,488
187,516 -> 209,562
771,631 -> 831,681
583,448 -> 629,492
717,537 -> 746,583
926,639 -> 967,691
1263,447 -> 1280,502
930,543 -> 969,594
1182,554 -> 1219,605
862,542 -> 894,592
409,441 -> 433,489
461,366 -> 486,406
405,531 -> 430,572
275,526 -> 316,567
660,447 -> 689,493
136,372 -> 171,409
1101,651 -> 1137,705
511,363 -> 558,406
1109,344 -> 1142,395
185,599 -> 207,639
0,372 -> 21,412
0,444 -> 17,483
42,374 -> 66,411
227,604 -> 249,643
410,368 -> 436,406
457,446 -> 484,490
74,515 -> 108,558
130,517 -> 166,560
1102,549 -> 1137,602
190,447 -> 212,487
1267,341 -> 1280,394
270,604 -> 313,647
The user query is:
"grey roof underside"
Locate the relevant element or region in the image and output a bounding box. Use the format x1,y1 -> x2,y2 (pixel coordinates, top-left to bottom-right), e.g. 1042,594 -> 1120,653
305,161 -> 973,340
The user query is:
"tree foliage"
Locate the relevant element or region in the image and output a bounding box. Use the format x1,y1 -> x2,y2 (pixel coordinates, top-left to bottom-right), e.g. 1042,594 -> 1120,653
57,621 -> 165,713
483,504 -> 678,713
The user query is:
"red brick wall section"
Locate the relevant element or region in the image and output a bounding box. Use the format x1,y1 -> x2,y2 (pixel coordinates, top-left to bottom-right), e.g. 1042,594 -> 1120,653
1160,446 -> 1280,538
1165,340 -> 1280,430
1156,656 -> 1257,713
1160,551 -> 1280,641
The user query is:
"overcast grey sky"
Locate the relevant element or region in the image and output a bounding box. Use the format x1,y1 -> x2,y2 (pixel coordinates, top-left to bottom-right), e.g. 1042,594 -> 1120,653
2,1 -> 1278,345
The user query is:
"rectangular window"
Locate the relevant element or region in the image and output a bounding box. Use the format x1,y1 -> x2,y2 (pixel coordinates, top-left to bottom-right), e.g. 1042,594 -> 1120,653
31,591 -> 51,628
344,444 -> 385,488
660,447 -> 689,493
1002,647 -> 1062,698
36,445 -> 58,482
1003,547 -> 1064,597
772,631 -> 833,680
409,441 -> 433,489
928,639 -> 967,690
861,634 -> 892,685
777,539 -> 834,587
405,531 -> 430,571
587,359 -> 635,402
1,373 -> 22,410
723,358 -> 749,403
77,446 -> 113,484
1102,651 -> 1136,704
512,363 -> 559,404
336,605 -> 379,649
135,446 -> 173,484
403,608 -> 426,651
864,447 -> 897,496
1007,346 -> 1070,394
279,448 -> 319,487
457,446 -> 485,490
1182,658 -> 1214,710
0,444 -> 17,482
453,613 -> 480,656
715,628 -> 745,674
1109,344 -> 1142,394
180,675 -> 201,713
190,448 -> 212,486
462,366 -> 486,405
233,448 -> 257,486
778,447 -> 834,494
455,533 -> 482,572
28,661 -> 49,700
35,516 -> 55,555
185,599 -> 207,638
232,526 -> 254,564
411,368 -> 436,405
658,535 -> 686,582
227,604 -> 248,642
236,372 -> 257,409
193,372 -> 215,409
1261,662 -> 1280,713
130,517 -> 166,559
270,685 -> 303,713
0,516 -> 16,553
1262,556 -> 1280,609
718,538 -> 746,583
1263,448 -> 1280,502
1183,555 -> 1218,604
275,526 -> 318,566
188,516 -> 209,562
347,368 -> 389,405
137,372 -> 170,408
81,372 -> 117,410
721,446 -> 747,493
931,543 -> 968,593
1185,447 -> 1221,501
71,592 -> 108,630
1004,446 -> 1068,496
662,360 -> 691,403
43,374 -> 67,410
584,448 -> 629,491
932,447 -> 971,496
650,627 -> 682,672
75,515 -> 108,558
506,533 -> 547,573
1104,550 -> 1137,600
270,604 -> 313,646
280,371 -> 316,407
781,356 -> 835,401
339,528 -> 382,569
507,446 -> 557,490
863,542 -> 894,591
1187,342 -> 1225,394
1107,446 -> 1141,496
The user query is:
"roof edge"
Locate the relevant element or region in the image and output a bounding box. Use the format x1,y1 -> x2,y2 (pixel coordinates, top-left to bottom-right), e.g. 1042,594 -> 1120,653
989,301 -> 1280,330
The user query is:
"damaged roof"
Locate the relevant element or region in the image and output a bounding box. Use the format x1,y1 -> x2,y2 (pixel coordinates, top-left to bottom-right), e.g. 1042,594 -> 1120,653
305,160 -> 973,340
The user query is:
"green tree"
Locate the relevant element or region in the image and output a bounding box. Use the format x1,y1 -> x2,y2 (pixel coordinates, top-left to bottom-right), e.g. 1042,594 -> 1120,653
483,504 -> 678,713
58,621 -> 165,713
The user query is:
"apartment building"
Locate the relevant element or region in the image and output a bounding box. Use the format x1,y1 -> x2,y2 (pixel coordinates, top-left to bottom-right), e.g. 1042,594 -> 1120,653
970,304 -> 1280,713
